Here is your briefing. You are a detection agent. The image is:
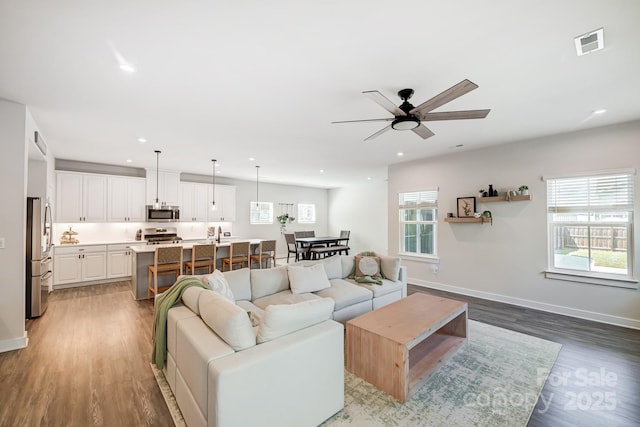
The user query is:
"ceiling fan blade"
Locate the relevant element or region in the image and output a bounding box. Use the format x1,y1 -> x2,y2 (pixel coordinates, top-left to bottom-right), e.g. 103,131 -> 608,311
331,118 -> 394,124
419,109 -> 491,121
363,90 -> 406,116
410,79 -> 479,115
411,124 -> 435,139
364,124 -> 392,141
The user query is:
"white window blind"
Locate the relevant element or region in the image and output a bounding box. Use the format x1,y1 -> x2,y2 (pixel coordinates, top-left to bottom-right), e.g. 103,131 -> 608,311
547,173 -> 634,213
399,190 -> 438,209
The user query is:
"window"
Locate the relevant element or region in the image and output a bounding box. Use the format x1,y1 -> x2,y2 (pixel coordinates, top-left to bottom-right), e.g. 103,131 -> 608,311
297,203 -> 316,224
250,202 -> 273,224
399,190 -> 437,257
546,170 -> 635,286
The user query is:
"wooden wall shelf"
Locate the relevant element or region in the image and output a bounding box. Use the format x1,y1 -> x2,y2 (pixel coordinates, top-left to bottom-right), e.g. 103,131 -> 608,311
477,195 -> 532,202
444,217 -> 491,223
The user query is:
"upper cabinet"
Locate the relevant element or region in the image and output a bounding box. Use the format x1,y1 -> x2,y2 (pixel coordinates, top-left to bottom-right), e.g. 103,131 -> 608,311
146,169 -> 180,206
209,184 -> 236,221
56,172 -> 107,222
107,176 -> 146,222
181,182 -> 211,222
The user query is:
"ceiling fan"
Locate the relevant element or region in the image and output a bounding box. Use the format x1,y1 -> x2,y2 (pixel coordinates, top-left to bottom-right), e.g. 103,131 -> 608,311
333,79 -> 490,141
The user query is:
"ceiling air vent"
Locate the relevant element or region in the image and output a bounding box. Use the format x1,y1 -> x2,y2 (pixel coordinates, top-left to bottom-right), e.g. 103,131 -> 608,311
574,28 -> 604,56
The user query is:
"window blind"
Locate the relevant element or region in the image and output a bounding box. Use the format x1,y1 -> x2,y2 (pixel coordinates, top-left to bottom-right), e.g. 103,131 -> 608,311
399,190 -> 438,208
547,173 -> 634,213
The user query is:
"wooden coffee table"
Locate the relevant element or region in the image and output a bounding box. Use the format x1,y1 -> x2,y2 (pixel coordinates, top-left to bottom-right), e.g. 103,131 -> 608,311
346,293 -> 468,402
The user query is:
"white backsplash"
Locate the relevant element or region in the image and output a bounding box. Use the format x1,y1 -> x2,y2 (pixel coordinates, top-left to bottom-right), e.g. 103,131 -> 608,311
52,222 -> 233,244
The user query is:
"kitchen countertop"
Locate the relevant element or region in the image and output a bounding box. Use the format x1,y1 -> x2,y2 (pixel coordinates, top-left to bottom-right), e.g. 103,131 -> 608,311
129,239 -> 263,253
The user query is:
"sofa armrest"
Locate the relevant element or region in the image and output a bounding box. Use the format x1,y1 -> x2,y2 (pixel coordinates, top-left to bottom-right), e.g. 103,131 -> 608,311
207,320 -> 344,427
399,265 -> 408,297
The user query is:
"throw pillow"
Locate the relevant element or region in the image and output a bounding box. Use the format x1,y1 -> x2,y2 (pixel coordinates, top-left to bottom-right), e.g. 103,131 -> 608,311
198,291 -> 256,351
353,255 -> 383,285
287,263 -> 331,294
379,255 -> 401,281
206,270 -> 236,303
256,297 -> 335,343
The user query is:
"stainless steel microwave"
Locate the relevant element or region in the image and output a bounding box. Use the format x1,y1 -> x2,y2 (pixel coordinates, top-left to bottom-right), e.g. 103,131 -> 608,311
146,205 -> 180,222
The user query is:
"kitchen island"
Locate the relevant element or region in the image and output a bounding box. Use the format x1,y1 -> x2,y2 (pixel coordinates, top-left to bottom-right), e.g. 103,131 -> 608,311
130,239 -> 262,300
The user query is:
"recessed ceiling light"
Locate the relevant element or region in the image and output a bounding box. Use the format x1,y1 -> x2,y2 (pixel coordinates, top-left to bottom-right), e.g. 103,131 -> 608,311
367,177 -> 372,181
319,169 -> 324,173
137,137 -> 147,143
119,63 -> 136,73
593,109 -> 607,115
125,159 -> 132,163
397,152 -> 404,157
249,157 -> 255,161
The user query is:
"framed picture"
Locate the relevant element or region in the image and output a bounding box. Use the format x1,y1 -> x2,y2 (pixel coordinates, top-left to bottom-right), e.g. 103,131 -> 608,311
457,197 -> 476,218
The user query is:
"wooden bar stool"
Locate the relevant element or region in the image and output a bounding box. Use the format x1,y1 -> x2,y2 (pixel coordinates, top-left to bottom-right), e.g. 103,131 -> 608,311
221,241 -> 251,271
147,245 -> 183,298
250,240 -> 276,269
185,243 -> 217,275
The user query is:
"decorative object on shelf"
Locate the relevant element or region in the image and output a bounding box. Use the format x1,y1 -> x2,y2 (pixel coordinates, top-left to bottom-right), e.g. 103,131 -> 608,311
447,212 -> 454,218
482,210 -> 493,225
493,188 -> 499,196
478,189 -> 485,198
457,197 -> 476,218
487,184 -> 494,198
60,226 -> 79,244
277,203 -> 295,233
518,185 -> 529,196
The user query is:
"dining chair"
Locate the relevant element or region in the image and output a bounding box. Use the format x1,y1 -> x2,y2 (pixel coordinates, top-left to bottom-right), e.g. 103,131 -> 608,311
284,233 -> 302,263
250,240 -> 277,269
147,245 -> 183,299
221,241 -> 251,271
184,243 -> 216,274
332,230 -> 351,255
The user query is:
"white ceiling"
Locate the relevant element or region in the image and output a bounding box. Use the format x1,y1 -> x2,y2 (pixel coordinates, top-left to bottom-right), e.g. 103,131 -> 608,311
1,1 -> 639,188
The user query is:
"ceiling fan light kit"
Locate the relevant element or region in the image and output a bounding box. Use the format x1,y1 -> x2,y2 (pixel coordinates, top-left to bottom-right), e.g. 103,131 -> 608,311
333,79 -> 491,141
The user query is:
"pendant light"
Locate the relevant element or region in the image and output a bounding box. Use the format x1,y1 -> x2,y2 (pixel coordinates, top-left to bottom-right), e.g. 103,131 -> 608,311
255,165 -> 260,208
153,150 -> 161,208
211,159 -> 217,211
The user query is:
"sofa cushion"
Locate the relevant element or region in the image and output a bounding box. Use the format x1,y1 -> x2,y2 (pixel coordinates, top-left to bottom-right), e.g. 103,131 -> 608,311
182,287 -> 207,314
322,255 -> 342,280
354,255 -> 382,278
250,265 -> 289,299
221,268 -> 252,301
347,277 -> 404,298
256,297 -> 335,343
379,255 -> 401,281
198,291 -> 256,351
288,263 -> 331,294
314,279 -> 372,311
340,255 -> 355,279
252,290 -> 321,310
207,270 -> 235,302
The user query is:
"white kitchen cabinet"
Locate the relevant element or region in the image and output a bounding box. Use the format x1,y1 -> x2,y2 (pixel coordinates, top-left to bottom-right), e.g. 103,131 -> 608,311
107,244 -> 140,278
54,245 -> 107,286
146,169 -> 180,206
56,172 -> 107,222
181,182 -> 211,222
108,176 -> 146,222
209,184 -> 236,221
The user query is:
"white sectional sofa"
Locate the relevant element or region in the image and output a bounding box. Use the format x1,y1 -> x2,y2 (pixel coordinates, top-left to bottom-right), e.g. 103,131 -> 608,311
163,254 -> 406,427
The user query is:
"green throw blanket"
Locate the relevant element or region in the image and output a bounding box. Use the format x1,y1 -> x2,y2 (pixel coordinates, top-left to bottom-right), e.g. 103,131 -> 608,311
151,276 -> 208,370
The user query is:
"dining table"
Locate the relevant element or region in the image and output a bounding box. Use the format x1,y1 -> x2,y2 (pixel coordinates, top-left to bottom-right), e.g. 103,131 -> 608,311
295,236 -> 344,260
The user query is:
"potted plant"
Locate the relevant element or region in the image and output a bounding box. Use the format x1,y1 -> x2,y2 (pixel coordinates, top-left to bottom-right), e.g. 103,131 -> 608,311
276,213 -> 295,233
518,185 -> 529,196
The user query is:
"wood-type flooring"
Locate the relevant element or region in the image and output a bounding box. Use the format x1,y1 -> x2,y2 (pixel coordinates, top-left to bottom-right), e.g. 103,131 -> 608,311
1,281 -> 638,426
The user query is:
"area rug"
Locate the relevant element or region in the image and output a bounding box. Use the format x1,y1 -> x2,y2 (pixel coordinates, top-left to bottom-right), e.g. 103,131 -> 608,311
152,320 -> 561,427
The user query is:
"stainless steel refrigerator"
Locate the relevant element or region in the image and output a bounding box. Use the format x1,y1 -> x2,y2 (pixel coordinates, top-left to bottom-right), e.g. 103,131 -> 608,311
26,197 -> 53,318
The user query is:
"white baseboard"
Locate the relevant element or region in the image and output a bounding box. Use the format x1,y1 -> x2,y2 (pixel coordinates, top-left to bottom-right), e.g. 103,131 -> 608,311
0,332 -> 28,353
410,278 -> 640,330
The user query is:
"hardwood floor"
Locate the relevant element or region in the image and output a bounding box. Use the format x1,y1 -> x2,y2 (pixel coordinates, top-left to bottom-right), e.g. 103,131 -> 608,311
0,282 -> 172,427
1,281 -> 638,426
408,284 -> 640,427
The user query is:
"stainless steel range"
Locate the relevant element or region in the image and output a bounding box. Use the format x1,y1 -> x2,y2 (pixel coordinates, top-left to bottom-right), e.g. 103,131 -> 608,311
143,227 -> 183,245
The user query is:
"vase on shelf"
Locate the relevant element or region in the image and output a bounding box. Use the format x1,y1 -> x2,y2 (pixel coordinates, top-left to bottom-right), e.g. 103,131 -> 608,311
487,185 -> 494,197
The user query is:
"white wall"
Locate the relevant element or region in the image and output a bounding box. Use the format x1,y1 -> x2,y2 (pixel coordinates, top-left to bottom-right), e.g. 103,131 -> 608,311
0,99 -> 28,352
328,180 -> 388,255
388,120 -> 640,328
